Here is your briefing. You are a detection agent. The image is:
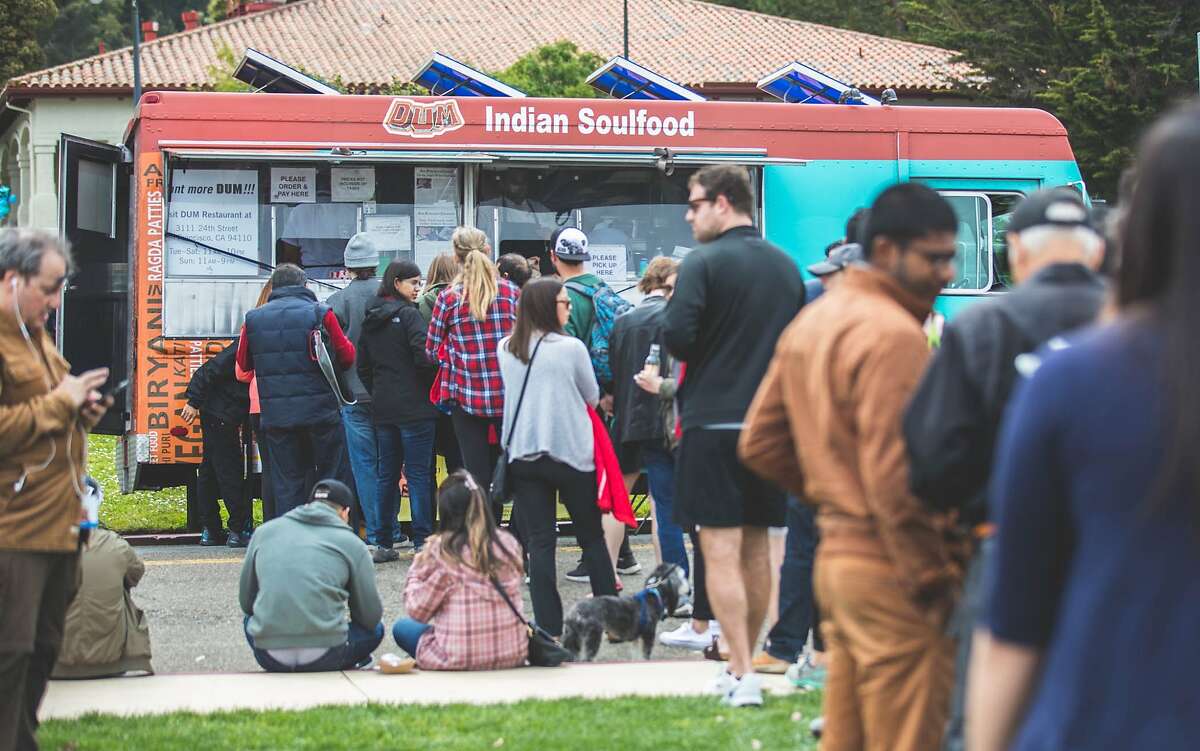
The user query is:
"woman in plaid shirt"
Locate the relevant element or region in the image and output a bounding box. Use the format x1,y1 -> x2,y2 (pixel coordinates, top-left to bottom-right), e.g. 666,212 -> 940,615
393,471 -> 528,670
425,250 -> 520,515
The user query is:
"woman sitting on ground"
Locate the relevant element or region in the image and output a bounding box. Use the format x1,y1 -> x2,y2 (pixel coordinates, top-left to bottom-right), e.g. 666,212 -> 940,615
392,471 -> 528,670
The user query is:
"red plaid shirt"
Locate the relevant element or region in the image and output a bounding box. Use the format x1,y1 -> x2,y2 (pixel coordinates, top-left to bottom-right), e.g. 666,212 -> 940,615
404,531 -> 528,671
425,280 -> 519,417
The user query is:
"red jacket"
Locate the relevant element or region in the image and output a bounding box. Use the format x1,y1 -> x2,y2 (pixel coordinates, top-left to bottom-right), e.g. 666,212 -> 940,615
588,406 -> 636,528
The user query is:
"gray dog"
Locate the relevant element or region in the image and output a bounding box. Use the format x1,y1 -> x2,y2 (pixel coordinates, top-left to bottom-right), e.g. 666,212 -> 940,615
561,562 -> 690,661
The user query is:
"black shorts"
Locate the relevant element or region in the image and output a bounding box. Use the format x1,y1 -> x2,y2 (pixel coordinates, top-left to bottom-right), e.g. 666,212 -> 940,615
673,428 -> 786,528
615,439 -> 653,473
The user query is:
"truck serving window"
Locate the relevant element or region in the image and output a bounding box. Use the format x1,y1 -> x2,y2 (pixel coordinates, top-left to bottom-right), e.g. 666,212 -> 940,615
163,159 -> 462,337
476,165 -> 749,285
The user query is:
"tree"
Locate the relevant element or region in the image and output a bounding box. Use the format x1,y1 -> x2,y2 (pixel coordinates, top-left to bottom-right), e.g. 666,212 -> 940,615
0,0 -> 56,82
204,42 -> 250,92
903,0 -> 1200,199
491,41 -> 604,98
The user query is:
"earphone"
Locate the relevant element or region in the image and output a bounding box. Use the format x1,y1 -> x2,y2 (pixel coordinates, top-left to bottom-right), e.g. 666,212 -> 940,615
8,270 -> 87,501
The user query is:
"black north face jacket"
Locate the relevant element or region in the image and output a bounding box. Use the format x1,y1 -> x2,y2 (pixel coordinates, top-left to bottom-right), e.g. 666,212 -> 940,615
904,263 -> 1107,524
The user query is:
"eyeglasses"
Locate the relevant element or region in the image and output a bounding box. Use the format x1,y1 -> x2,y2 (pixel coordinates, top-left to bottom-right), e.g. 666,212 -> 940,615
687,197 -> 714,212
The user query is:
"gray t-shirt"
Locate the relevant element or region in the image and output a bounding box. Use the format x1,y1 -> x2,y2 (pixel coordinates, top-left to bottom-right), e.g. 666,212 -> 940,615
327,277 -> 379,401
497,332 -> 599,472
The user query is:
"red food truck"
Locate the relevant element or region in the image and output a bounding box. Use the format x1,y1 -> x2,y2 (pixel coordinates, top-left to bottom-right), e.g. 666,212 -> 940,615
56,91 -> 1081,501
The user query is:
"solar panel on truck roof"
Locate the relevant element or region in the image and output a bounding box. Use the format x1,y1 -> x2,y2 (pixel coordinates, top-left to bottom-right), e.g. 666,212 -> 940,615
586,57 -> 706,101
412,53 -> 527,97
233,48 -> 342,95
757,62 -> 880,105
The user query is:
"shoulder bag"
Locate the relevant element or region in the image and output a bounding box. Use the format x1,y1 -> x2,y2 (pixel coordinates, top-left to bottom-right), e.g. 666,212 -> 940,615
489,576 -> 575,667
490,335 -> 545,504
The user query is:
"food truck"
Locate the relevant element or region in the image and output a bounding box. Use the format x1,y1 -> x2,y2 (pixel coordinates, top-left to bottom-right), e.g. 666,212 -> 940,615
56,91 -> 1083,493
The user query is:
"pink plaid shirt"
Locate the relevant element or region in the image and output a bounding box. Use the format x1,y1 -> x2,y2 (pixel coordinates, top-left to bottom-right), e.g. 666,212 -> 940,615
404,531 -> 528,671
425,280 -> 519,417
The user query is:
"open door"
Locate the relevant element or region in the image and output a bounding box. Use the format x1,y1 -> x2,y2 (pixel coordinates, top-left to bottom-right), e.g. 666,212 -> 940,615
58,134 -> 130,435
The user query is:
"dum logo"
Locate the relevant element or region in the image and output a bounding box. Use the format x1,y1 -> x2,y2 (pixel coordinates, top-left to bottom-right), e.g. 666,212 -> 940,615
383,98 -> 465,139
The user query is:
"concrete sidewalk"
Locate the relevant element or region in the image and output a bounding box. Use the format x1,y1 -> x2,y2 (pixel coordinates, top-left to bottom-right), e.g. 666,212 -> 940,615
41,660 -> 795,720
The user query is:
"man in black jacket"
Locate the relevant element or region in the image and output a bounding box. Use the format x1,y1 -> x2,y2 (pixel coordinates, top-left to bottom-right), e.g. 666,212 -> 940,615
662,165 -> 805,707
183,339 -> 252,547
903,188 -> 1106,751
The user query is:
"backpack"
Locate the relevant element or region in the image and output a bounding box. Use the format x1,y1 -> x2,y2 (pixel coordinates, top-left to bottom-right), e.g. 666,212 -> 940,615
564,280 -> 633,387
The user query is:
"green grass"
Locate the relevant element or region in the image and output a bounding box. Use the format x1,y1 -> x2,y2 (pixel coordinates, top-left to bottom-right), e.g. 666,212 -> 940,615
88,435 -> 190,533
40,693 -> 823,750
88,435 -> 646,534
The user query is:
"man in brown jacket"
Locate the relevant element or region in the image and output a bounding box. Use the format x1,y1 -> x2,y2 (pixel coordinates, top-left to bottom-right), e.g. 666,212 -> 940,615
0,230 -> 112,751
739,183 -> 964,751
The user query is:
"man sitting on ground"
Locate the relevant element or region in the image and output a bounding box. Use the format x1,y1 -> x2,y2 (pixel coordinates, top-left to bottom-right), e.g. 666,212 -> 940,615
52,480 -> 153,679
239,480 -> 384,672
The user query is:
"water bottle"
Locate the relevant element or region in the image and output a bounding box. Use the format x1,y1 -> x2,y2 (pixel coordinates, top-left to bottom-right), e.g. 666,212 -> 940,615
644,344 -> 661,373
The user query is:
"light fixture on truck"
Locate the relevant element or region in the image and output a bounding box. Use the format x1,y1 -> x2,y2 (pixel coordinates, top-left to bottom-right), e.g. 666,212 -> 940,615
233,48 -> 342,95
586,57 -> 706,101
412,53 -> 527,97
756,62 -> 880,106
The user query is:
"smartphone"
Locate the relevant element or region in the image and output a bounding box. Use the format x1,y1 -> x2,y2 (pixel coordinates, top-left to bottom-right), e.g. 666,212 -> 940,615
100,378 -> 130,400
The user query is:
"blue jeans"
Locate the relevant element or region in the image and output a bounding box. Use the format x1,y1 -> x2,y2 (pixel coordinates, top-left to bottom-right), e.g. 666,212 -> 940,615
392,617 -> 433,659
766,498 -> 822,662
643,445 -> 689,578
244,616 -> 384,672
341,404 -> 382,543
376,420 -> 437,549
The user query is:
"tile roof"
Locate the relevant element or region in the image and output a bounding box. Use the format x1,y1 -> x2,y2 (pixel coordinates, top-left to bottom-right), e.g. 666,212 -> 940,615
6,0 -> 969,95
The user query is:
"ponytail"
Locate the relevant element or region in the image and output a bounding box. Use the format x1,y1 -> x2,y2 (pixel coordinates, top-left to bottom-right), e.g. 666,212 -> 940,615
461,250 -> 499,321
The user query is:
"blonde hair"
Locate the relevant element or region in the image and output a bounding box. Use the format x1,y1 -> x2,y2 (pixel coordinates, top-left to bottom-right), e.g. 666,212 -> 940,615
426,252 -> 462,287
451,226 -> 489,263
461,250 -> 498,321
638,256 -> 679,294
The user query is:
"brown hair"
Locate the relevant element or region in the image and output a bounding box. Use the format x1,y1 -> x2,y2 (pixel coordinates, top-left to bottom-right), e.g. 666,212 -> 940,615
638,256 -> 678,294
254,279 -> 274,308
451,226 -> 488,263
434,470 -> 521,578
426,252 -> 461,288
689,165 -> 754,217
506,277 -> 563,363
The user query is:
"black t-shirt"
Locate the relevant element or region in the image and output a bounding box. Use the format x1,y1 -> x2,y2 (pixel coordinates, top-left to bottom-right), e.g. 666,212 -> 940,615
662,226 -> 805,430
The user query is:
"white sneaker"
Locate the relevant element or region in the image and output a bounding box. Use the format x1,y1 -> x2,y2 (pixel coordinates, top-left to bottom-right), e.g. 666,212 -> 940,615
706,665 -> 739,696
810,716 -> 825,738
659,622 -> 718,650
722,673 -> 764,708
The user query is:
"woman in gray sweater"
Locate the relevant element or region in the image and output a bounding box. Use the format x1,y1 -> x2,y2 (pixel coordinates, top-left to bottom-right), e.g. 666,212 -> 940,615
497,278 -> 619,637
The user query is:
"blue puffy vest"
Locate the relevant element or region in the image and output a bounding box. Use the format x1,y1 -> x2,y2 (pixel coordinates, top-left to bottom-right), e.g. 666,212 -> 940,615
245,285 -> 340,429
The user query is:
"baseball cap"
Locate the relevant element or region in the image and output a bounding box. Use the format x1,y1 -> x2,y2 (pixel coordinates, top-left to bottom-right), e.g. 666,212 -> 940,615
807,242 -> 863,277
310,479 -> 355,508
1007,188 -> 1096,235
343,233 -> 380,269
552,227 -> 590,262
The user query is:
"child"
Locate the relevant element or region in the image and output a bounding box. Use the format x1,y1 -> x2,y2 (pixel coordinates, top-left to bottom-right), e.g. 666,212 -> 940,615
392,471 -> 528,670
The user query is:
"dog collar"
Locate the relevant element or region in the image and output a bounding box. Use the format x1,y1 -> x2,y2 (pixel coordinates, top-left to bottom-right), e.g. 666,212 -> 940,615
634,588 -> 665,631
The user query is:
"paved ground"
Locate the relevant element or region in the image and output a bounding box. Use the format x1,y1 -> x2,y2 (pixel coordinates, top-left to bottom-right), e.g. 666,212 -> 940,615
134,535 -> 711,674
42,662 -> 797,720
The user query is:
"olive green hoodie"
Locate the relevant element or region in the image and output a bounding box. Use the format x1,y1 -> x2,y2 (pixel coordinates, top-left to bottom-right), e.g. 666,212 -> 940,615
239,502 -> 382,649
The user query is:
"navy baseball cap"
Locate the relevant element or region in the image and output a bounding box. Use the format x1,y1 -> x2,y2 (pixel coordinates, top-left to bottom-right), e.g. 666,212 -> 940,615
310,479 -> 355,508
